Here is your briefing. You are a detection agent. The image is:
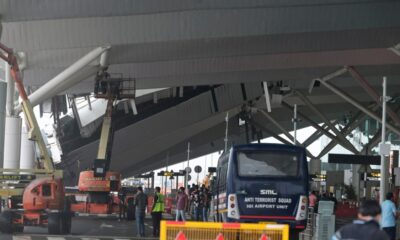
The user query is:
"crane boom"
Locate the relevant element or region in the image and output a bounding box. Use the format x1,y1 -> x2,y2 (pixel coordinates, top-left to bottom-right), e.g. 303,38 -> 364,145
94,97 -> 115,177
0,42 -> 54,171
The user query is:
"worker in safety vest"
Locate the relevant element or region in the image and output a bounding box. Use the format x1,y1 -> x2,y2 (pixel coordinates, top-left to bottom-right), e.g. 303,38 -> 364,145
151,186 -> 164,237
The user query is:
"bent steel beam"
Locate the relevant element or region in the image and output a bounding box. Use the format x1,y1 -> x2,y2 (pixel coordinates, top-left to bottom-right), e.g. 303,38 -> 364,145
316,78 -> 400,136
346,66 -> 400,126
294,90 -> 359,154
282,101 -> 358,155
250,118 -> 315,159
24,46 -> 110,110
318,102 -> 380,158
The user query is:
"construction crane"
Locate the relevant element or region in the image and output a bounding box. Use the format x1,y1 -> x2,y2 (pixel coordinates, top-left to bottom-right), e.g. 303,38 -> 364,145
0,42 -> 71,234
71,71 -> 136,217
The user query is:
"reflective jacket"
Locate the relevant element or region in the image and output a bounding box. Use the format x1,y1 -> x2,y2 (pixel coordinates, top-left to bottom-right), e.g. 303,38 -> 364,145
152,192 -> 165,212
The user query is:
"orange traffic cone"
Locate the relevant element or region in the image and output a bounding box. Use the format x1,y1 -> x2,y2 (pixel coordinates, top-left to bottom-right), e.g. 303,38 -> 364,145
175,231 -> 187,240
215,233 -> 225,240
259,233 -> 270,240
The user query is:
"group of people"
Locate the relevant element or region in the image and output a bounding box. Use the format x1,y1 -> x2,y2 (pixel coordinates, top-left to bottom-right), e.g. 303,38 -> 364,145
333,192 -> 399,240
116,184 -> 212,237
309,190 -> 338,212
117,186 -> 165,238
174,184 -> 212,222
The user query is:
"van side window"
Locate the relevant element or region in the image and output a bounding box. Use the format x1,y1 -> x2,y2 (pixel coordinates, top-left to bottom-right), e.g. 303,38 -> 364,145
42,184 -> 52,197
217,153 -> 229,193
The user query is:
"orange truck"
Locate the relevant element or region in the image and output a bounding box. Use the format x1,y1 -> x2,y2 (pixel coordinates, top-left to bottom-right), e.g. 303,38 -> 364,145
0,42 -> 71,234
68,72 -> 136,217
69,171 -> 121,215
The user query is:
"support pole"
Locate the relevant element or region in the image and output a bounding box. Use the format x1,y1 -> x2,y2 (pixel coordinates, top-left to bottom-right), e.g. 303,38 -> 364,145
184,142 -> 190,190
0,81 -> 6,168
293,104 -> 297,145
224,112 -> 229,152
380,77 -> 388,204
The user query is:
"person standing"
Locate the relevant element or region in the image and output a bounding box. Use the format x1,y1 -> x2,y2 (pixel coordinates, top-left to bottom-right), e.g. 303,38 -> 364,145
118,188 -> 126,221
191,185 -> 204,221
381,192 -> 399,240
175,187 -> 188,221
309,191 -> 317,209
134,186 -> 148,237
151,186 -> 164,237
332,199 -> 389,240
202,186 -> 211,222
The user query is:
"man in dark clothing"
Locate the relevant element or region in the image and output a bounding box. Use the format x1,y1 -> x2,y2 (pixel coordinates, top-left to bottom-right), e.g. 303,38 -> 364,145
134,186 -> 148,237
332,199 -> 389,240
190,185 -> 204,221
118,188 -> 126,221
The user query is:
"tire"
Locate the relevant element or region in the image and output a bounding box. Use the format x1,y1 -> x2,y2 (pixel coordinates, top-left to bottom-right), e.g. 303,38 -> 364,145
61,212 -> 72,234
0,210 -> 14,233
14,225 -> 24,233
48,212 -> 62,235
61,197 -> 72,234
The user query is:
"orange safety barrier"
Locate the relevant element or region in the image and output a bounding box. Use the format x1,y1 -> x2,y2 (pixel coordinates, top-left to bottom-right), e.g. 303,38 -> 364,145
160,221 -> 289,240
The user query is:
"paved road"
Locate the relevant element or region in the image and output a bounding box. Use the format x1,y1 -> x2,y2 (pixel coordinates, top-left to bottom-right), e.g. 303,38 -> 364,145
0,216 -> 158,240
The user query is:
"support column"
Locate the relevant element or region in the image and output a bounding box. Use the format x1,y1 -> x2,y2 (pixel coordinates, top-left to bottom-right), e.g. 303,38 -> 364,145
3,117 -> 22,169
20,123 -> 36,170
352,164 -> 360,200
0,81 -> 6,168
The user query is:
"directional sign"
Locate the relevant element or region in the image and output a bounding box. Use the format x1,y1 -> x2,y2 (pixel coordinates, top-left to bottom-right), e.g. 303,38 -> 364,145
194,166 -> 202,173
328,154 -> 380,165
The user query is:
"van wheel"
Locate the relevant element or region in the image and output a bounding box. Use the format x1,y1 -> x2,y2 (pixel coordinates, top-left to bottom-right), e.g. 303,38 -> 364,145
48,212 -> 62,234
0,211 -> 14,233
14,225 -> 24,233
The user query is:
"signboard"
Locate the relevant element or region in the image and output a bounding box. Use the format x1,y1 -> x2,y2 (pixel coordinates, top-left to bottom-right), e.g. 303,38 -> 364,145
360,172 -> 381,181
328,153 -> 380,165
194,166 -> 202,173
0,175 -> 36,181
309,174 -> 326,182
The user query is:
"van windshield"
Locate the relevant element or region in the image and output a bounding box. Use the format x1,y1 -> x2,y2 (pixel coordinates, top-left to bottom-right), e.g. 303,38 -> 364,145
237,150 -> 298,177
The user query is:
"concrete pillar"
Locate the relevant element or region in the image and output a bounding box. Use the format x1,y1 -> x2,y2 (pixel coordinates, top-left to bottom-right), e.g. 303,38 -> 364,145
0,81 -> 6,168
20,123 -> 36,170
3,117 -> 22,169
352,164 -> 360,200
